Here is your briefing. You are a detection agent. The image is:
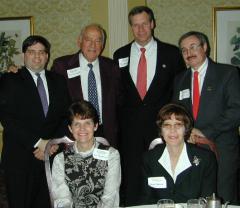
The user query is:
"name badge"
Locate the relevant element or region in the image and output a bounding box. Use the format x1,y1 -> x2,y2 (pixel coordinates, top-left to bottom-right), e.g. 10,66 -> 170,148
179,89 -> 190,100
93,148 -> 109,161
148,177 -> 167,188
118,57 -> 129,68
67,67 -> 81,79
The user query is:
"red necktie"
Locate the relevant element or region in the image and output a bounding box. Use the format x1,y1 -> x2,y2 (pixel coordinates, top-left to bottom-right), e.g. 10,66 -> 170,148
193,71 -> 200,120
136,48 -> 147,100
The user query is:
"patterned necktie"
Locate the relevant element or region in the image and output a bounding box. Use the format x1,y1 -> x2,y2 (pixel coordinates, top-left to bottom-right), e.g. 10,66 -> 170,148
193,71 -> 200,120
36,73 -> 48,116
136,48 -> 147,100
88,63 -> 100,117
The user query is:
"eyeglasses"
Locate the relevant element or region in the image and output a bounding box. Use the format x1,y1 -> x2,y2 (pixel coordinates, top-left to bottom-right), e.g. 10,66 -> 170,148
26,50 -> 46,56
181,44 -> 202,55
162,123 -> 184,130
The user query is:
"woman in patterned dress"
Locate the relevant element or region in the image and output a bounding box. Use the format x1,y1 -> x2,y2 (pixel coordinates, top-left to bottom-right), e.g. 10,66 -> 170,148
52,101 -> 121,208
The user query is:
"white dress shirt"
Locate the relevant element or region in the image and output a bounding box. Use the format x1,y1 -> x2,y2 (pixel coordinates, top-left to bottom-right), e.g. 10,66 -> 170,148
52,138 -> 121,208
158,143 -> 192,183
79,53 -> 103,123
129,37 -> 157,90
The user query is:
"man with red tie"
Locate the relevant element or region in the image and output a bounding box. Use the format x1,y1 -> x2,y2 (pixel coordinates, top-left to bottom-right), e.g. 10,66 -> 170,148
113,6 -> 186,206
172,31 -> 240,204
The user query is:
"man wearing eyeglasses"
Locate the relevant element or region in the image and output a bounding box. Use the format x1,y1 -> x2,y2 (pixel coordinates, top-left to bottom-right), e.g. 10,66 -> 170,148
0,35 -> 70,208
172,31 -> 240,204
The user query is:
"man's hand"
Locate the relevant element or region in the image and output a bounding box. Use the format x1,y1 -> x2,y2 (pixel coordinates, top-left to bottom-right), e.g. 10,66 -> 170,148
188,128 -> 206,143
7,65 -> 20,73
37,139 -> 49,152
33,148 -> 44,160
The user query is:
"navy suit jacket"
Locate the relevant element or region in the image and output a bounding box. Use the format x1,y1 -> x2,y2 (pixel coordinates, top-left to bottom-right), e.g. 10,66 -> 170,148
51,52 -> 122,148
0,67 -> 70,172
140,143 -> 217,205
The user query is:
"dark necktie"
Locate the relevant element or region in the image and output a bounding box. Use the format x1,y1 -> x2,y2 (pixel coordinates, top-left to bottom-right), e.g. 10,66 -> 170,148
136,48 -> 147,100
193,71 -> 200,120
36,73 -> 48,116
88,63 -> 100,117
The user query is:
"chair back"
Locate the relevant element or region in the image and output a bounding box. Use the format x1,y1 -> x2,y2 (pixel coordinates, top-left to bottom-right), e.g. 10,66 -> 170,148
44,136 -> 74,208
148,138 -> 163,150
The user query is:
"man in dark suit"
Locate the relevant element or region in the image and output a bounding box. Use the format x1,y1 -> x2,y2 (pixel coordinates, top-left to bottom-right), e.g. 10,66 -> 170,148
172,31 -> 240,203
0,35 -> 70,208
51,24 -> 122,148
113,6 -> 186,206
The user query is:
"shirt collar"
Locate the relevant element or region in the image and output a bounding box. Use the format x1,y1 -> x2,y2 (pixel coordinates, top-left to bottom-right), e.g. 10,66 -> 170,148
191,58 -> 208,76
79,53 -> 99,69
134,37 -> 155,52
158,142 -> 192,182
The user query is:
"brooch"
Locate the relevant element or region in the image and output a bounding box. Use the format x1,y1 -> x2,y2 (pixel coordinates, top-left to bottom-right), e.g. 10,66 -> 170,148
193,156 -> 201,166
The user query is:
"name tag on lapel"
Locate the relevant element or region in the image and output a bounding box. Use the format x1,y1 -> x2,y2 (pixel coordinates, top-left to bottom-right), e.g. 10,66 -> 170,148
67,67 -> 81,79
118,57 -> 129,68
179,89 -> 190,100
93,148 -> 109,161
148,177 -> 167,188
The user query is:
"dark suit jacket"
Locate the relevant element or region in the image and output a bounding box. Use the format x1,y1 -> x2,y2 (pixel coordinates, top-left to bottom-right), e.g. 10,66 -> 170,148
113,38 -> 186,205
172,58 -> 240,202
51,52 -> 122,148
0,67 -> 70,172
140,143 -> 217,205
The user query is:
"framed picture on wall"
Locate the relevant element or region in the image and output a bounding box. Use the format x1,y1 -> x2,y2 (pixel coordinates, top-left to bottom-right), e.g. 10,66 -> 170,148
0,16 -> 34,73
213,6 -> 240,67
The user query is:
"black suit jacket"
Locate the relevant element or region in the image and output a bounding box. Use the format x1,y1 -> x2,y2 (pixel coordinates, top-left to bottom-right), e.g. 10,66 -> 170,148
51,52 -> 122,148
172,58 -> 240,202
140,143 -> 217,205
0,67 -> 70,172
113,38 -> 186,205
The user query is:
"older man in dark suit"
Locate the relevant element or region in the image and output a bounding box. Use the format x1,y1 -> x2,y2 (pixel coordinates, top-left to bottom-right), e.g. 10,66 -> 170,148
172,31 -> 240,204
51,24 -> 122,148
113,6 -> 186,206
0,35 -> 70,208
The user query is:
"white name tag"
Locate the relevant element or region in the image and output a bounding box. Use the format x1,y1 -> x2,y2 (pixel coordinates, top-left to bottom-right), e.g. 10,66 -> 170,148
93,148 -> 109,161
148,177 -> 167,188
179,89 -> 190,100
118,57 -> 129,68
67,67 -> 81,79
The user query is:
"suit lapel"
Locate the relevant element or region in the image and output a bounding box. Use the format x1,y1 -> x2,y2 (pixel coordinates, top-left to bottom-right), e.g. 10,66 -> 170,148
196,61 -> 216,122
20,68 -> 46,117
67,52 -> 83,100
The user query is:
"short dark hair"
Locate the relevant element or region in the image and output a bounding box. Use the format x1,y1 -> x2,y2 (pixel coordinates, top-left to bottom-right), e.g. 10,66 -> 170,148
178,31 -> 211,57
67,100 -> 99,126
128,6 -> 155,26
156,103 -> 193,140
22,35 -> 51,54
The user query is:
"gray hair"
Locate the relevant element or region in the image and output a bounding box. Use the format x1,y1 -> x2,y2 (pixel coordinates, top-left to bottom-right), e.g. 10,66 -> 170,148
79,23 -> 106,45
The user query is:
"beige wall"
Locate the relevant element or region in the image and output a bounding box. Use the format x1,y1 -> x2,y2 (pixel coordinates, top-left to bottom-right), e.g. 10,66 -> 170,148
147,0 -> 240,59
0,0 -> 110,67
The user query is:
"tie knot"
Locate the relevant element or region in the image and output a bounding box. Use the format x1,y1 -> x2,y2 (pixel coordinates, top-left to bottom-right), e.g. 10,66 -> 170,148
140,48 -> 146,53
194,71 -> 199,77
35,72 -> 40,78
88,63 -> 93,69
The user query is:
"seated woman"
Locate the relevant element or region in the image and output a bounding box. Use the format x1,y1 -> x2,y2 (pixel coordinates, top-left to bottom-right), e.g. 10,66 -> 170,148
51,101 -> 121,208
140,103 -> 217,204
